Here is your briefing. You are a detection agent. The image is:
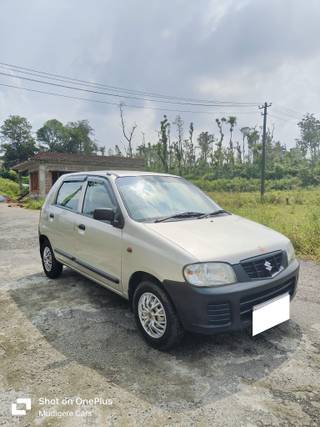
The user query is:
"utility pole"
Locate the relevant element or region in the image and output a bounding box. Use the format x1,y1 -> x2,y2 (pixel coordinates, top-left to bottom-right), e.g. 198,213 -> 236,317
259,102 -> 272,199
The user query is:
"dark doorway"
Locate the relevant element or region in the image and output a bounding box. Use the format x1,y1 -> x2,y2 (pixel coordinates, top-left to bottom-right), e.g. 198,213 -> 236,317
51,171 -> 72,186
30,171 -> 39,192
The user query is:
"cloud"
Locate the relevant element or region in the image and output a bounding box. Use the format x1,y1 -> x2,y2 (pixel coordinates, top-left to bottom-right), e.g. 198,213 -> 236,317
1,0 -> 320,150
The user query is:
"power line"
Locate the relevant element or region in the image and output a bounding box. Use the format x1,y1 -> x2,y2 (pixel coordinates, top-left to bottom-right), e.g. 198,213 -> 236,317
0,61 -> 260,107
269,113 -> 294,123
272,107 -> 300,120
0,63 -> 259,106
1,62 -> 314,122
0,61 -> 260,106
278,106 -> 304,117
273,106 -> 320,120
1,62 -> 310,128
0,82 -> 260,116
0,70 -> 262,108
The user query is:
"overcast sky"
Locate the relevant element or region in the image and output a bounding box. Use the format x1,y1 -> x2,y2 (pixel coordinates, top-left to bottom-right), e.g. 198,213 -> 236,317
1,0 -> 320,152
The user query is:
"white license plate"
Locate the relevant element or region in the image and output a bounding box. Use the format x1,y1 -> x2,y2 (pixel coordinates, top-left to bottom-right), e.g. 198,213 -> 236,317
252,292 -> 290,336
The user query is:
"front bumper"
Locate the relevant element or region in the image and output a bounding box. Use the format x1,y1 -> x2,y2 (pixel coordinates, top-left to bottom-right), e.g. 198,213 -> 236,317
163,259 -> 299,335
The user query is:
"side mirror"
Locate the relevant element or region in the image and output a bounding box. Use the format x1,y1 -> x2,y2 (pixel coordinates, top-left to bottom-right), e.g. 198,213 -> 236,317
93,208 -> 115,222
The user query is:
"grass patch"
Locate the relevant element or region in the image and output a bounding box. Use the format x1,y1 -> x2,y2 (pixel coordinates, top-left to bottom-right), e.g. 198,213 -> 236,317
0,177 -> 20,199
209,189 -> 320,261
24,198 -> 44,210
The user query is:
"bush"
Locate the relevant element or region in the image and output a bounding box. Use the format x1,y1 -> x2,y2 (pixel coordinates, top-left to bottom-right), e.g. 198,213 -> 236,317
192,177 -> 303,193
0,168 -> 18,182
24,198 -> 44,210
0,177 -> 20,199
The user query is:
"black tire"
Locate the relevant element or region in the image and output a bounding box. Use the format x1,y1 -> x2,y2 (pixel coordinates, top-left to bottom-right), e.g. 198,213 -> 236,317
133,280 -> 184,350
40,239 -> 63,279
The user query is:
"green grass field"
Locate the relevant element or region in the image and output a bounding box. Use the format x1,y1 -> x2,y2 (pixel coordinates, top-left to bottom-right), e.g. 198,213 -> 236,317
209,189 -> 320,261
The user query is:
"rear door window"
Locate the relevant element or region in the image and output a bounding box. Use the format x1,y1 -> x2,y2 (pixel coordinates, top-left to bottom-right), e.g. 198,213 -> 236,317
56,181 -> 83,211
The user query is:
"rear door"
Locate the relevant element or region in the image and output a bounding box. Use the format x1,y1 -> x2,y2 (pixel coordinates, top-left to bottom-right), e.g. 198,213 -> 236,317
47,176 -> 86,257
74,177 -> 123,293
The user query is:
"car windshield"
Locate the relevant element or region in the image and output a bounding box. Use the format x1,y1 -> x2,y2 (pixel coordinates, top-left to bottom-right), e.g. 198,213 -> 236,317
116,175 -> 221,222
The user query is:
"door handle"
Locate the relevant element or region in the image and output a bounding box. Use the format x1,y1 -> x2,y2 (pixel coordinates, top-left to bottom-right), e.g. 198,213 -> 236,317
49,213 -> 54,219
78,224 -> 86,231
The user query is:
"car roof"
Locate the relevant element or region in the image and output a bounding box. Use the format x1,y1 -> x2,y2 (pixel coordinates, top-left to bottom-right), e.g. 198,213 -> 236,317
63,170 -> 178,178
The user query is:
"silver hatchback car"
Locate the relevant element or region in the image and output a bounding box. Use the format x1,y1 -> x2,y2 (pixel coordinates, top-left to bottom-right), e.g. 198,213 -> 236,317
39,171 -> 299,349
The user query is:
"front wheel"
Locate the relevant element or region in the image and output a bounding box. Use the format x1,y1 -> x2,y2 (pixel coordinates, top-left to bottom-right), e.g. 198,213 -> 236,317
133,280 -> 184,350
41,240 -> 63,279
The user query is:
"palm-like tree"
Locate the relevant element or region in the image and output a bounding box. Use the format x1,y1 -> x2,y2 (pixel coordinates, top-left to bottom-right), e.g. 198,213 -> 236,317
227,116 -> 237,164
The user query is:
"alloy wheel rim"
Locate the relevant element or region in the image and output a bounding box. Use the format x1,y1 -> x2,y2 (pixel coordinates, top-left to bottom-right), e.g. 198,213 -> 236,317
43,246 -> 53,271
138,292 -> 167,339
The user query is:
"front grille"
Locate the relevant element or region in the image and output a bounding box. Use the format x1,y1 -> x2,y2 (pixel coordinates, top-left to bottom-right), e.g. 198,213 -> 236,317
240,277 -> 296,321
207,302 -> 231,326
241,251 -> 284,279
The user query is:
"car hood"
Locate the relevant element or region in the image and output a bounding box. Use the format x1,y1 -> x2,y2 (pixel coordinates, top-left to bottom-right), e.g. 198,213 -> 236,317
144,214 -> 289,264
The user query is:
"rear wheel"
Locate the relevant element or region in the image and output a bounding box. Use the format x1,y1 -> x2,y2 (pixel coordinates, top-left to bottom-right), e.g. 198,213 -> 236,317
133,280 -> 184,350
40,239 -> 63,279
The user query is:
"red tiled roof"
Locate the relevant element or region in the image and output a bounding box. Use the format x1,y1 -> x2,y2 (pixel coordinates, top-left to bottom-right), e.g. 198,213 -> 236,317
32,152 -> 124,162
13,152 -> 145,171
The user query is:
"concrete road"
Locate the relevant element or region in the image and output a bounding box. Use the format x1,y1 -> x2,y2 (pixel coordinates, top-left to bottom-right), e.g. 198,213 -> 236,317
0,204 -> 319,426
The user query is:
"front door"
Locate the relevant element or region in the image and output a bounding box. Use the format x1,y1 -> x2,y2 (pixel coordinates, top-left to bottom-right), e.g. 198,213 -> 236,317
74,177 -> 123,293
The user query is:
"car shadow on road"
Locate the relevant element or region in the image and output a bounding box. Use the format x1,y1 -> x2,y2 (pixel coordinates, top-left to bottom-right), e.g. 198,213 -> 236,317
10,269 -> 302,411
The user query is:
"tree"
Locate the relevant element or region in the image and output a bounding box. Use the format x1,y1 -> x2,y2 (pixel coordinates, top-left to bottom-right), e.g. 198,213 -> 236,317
65,120 -> 98,154
37,119 -> 68,152
99,146 -> 106,156
235,141 -> 242,163
296,113 -> 320,163
172,115 -> 184,175
240,127 -> 251,162
157,115 -> 170,172
37,119 -> 97,154
247,128 -> 260,163
10,110 -> 315,184
136,132 -> 153,167
227,116 -> 237,165
119,103 -> 137,157
1,115 -> 37,168
197,132 -> 214,165
215,118 -> 226,169
114,145 -> 122,156
183,122 -> 195,170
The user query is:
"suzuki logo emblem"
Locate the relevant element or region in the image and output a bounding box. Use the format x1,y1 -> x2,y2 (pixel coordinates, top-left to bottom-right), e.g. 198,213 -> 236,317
264,260 -> 273,271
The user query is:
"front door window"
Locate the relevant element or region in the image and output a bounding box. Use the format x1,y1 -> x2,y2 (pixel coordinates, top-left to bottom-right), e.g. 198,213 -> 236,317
82,181 -> 116,219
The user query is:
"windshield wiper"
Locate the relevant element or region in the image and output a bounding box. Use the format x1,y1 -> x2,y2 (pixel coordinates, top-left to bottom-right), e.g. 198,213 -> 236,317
198,209 -> 229,219
154,211 -> 205,223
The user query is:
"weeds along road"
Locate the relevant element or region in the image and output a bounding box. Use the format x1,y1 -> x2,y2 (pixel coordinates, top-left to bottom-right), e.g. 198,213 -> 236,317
0,204 -> 319,426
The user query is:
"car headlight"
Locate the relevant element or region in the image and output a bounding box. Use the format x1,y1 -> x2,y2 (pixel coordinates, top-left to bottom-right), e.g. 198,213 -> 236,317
183,262 -> 236,287
286,242 -> 296,264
